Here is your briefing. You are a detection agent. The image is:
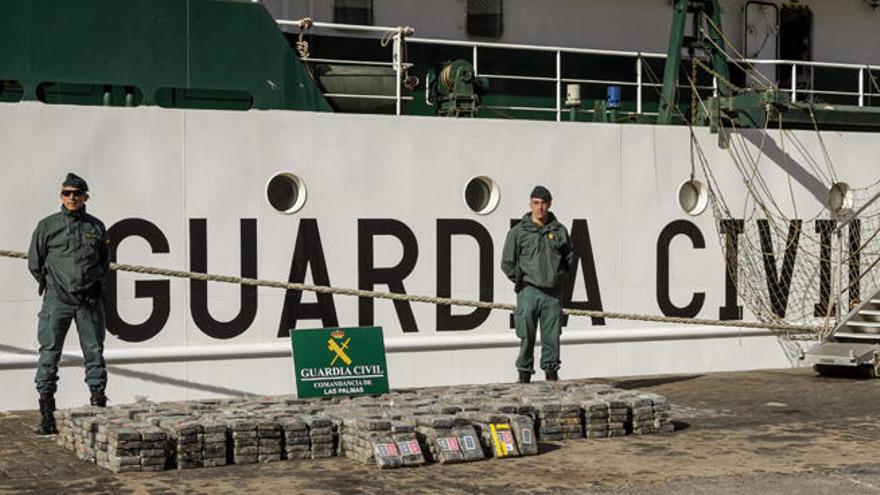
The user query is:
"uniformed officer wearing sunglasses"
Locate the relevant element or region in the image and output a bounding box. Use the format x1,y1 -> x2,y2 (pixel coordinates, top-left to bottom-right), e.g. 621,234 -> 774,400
28,173 -> 110,434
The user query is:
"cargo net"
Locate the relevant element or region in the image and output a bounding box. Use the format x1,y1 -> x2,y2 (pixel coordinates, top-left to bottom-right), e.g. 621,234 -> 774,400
651,17 -> 880,360
693,124 -> 880,361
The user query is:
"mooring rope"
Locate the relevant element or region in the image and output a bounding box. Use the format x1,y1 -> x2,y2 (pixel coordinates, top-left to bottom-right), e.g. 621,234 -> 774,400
0,249 -> 822,335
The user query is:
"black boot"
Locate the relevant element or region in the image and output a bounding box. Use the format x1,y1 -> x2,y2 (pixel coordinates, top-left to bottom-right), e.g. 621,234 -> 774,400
34,394 -> 58,435
517,371 -> 531,384
90,389 -> 107,408
545,370 -> 559,381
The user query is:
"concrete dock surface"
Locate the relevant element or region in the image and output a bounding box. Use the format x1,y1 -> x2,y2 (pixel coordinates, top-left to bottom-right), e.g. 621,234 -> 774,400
1,368 -> 879,494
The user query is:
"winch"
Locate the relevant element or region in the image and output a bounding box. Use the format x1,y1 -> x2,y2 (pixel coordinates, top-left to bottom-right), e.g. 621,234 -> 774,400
426,59 -> 488,117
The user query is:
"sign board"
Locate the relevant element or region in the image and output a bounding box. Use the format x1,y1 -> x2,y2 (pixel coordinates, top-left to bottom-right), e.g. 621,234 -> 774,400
290,326 -> 389,398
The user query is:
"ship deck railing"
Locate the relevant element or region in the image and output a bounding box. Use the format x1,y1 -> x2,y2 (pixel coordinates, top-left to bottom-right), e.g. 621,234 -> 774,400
276,19 -> 880,120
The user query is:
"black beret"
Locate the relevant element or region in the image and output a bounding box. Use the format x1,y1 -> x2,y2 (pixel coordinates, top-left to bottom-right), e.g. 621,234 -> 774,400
62,173 -> 89,192
530,185 -> 552,202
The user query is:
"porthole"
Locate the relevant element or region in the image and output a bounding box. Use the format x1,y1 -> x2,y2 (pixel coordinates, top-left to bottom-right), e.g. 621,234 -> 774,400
827,182 -> 853,215
677,179 -> 708,216
464,175 -> 500,215
266,172 -> 307,214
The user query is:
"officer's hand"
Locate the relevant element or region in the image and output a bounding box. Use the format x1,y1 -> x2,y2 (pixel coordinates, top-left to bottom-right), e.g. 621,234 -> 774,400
85,284 -> 103,306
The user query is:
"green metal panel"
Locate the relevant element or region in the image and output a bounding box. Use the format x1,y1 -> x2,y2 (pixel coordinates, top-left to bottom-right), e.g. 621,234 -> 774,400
704,1 -> 731,97
711,92 -> 880,132
658,0 -> 730,125
658,0 -> 688,124
0,1 -> 31,98
0,0 -> 330,111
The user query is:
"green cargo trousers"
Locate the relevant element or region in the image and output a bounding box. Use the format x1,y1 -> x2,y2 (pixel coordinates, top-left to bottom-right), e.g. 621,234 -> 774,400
35,295 -> 107,395
514,285 -> 562,375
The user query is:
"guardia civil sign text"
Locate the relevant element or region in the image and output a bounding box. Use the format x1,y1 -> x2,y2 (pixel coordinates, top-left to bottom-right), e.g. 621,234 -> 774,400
290,326 -> 389,398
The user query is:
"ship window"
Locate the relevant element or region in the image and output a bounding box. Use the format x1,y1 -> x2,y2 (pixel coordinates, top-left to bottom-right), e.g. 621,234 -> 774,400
677,179 -> 708,216
0,80 -> 24,103
266,172 -> 308,214
464,176 -> 500,215
467,0 -> 503,38
334,0 -> 373,26
36,83 -> 143,107
154,88 -> 253,111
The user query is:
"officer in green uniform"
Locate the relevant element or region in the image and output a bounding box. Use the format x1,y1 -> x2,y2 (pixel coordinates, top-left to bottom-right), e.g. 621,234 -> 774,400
28,173 -> 110,434
501,186 -> 573,383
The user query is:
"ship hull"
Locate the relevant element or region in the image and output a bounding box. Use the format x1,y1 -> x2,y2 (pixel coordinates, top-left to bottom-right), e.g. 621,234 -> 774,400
0,103 -> 874,410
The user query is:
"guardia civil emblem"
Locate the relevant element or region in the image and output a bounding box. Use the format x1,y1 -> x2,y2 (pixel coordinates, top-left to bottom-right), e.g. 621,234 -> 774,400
327,329 -> 351,365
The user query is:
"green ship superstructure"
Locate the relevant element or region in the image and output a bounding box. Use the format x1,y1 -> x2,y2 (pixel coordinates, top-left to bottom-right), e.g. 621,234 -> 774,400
3,0 -> 880,131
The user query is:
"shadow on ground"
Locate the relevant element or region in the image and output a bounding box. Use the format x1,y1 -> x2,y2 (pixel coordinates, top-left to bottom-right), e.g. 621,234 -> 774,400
612,374 -> 703,390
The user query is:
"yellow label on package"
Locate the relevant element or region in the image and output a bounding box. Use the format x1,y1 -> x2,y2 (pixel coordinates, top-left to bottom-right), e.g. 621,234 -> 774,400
489,423 -> 515,457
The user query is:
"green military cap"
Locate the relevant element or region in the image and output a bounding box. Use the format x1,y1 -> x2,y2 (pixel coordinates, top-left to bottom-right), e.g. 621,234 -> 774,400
530,185 -> 551,202
62,173 -> 89,192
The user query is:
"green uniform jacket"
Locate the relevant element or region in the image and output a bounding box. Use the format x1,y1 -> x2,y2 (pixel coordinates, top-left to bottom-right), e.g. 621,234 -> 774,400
28,206 -> 109,305
501,212 -> 574,291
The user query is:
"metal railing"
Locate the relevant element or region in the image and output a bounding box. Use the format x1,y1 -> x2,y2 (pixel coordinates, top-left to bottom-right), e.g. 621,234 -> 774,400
276,20 -> 415,115
742,59 -> 880,106
276,19 -> 880,120
407,36 -> 673,121
833,189 -> 880,327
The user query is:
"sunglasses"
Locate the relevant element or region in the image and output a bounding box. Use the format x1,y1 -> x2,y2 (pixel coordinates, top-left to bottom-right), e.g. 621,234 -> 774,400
61,190 -> 85,197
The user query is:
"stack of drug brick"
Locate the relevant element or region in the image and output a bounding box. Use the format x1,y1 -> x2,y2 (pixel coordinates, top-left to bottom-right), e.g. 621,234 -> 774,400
389,419 -> 428,467
415,415 -> 469,464
514,402 -> 540,454
158,417 -> 204,469
605,398 -> 629,437
256,417 -> 283,463
53,409 -> 74,450
579,399 -> 610,439
51,381 -> 677,473
54,407 -> 100,459
339,416 -> 374,464
628,395 -> 657,435
279,416 -> 311,460
98,422 -> 141,473
573,389 -> 634,438
95,421 -> 168,473
533,401 -> 582,441
340,416 -> 401,468
507,414 -> 539,455
340,415 -> 427,468
225,416 -> 259,465
644,393 -> 674,433
597,391 -> 662,435
464,411 -> 519,459
74,411 -> 102,462
199,417 -> 229,467
482,402 -> 539,456
136,424 -> 170,472
129,407 -> 174,428
304,415 -> 336,458
76,415 -> 102,462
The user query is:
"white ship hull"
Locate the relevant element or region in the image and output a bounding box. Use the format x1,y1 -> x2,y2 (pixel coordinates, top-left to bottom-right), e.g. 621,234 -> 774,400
0,103 -> 874,410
